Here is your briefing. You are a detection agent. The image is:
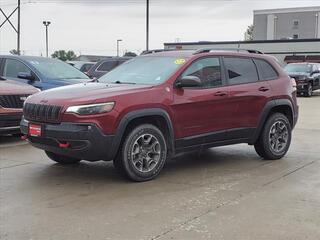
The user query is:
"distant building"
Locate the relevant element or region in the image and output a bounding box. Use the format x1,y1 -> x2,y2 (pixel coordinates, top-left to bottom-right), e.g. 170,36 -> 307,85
73,55 -> 112,62
253,6 -> 320,40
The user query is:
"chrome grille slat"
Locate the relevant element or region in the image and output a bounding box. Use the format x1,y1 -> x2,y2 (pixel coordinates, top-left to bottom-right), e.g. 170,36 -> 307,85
23,103 -> 62,123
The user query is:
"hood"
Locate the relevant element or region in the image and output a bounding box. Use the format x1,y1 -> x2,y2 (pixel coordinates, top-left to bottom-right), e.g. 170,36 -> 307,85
287,72 -> 310,79
47,78 -> 89,86
0,79 -> 39,95
27,82 -> 153,106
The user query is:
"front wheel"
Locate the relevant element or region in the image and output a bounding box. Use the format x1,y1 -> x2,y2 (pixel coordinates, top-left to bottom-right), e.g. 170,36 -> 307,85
113,124 -> 167,182
45,151 -> 82,164
305,83 -> 313,97
254,113 -> 292,160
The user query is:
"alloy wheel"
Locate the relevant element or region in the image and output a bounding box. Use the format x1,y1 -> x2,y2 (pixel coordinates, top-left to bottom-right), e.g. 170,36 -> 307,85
268,120 -> 289,153
130,134 -> 161,173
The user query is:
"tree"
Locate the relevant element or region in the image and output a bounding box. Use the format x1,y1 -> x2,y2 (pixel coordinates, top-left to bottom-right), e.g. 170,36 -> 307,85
123,51 -> 137,57
9,49 -> 19,55
51,50 -> 77,61
244,24 -> 254,41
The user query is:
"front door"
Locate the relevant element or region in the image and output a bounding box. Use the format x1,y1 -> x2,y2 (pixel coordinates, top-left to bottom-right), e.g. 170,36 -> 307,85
2,58 -> 40,88
171,57 -> 235,148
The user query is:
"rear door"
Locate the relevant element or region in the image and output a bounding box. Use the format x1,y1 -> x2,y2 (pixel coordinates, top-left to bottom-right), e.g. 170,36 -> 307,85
223,57 -> 274,139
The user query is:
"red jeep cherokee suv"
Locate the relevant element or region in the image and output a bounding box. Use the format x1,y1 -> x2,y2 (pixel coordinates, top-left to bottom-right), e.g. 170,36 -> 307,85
21,49 -> 298,181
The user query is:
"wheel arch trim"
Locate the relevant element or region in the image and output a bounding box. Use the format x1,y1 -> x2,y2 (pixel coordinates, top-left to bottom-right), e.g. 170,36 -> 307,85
109,108 -> 175,160
251,99 -> 294,144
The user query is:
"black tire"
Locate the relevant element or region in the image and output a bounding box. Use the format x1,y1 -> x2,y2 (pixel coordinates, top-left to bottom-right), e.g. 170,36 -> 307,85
254,113 -> 292,160
113,124 -> 167,182
45,151 -> 81,164
305,83 -> 313,97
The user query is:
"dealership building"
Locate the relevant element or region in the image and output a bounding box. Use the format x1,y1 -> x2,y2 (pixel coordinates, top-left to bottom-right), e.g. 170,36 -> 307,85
164,7 -> 320,65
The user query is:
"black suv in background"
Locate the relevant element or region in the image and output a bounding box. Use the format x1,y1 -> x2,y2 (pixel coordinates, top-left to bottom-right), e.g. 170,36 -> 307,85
284,62 -> 320,97
86,57 -> 132,79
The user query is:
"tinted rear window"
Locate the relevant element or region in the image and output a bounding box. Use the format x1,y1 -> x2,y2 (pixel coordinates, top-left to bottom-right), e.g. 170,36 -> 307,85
254,59 -> 278,80
224,57 -> 259,84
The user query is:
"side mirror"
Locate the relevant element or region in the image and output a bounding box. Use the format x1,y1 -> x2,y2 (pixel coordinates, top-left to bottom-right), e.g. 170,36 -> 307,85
176,76 -> 201,88
18,72 -> 35,81
311,70 -> 320,75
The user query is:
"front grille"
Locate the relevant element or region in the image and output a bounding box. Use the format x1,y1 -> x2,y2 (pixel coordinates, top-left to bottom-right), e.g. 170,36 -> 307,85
0,95 -> 29,109
23,103 -> 62,123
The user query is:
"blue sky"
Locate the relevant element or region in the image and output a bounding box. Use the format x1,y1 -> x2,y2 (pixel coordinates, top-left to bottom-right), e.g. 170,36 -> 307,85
0,0 -> 319,56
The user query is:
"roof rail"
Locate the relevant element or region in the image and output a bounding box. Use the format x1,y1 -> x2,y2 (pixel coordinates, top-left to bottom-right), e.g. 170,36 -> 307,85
194,48 -> 264,55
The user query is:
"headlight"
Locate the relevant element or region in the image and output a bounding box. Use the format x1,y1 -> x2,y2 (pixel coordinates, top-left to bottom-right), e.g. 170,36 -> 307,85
66,102 -> 115,115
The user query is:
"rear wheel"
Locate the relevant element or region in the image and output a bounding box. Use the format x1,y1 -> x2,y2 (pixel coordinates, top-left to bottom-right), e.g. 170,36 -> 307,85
113,124 -> 167,182
254,113 -> 291,160
45,151 -> 81,164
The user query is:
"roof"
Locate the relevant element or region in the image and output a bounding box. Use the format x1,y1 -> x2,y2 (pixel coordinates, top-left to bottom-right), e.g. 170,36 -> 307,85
0,55 -> 53,61
164,38 -> 320,46
139,50 -> 273,60
73,55 -> 112,62
254,6 -> 320,15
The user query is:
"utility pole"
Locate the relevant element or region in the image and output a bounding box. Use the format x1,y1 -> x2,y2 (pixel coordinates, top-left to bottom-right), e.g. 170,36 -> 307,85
117,39 -> 122,57
0,0 -> 21,54
43,21 -> 51,57
146,0 -> 149,51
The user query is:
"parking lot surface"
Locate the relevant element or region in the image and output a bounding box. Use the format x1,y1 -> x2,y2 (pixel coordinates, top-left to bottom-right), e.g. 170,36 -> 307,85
1,93 -> 320,240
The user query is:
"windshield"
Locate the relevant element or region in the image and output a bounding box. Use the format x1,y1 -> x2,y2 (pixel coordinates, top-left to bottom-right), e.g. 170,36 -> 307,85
284,64 -> 312,73
98,56 -> 186,85
28,58 -> 89,80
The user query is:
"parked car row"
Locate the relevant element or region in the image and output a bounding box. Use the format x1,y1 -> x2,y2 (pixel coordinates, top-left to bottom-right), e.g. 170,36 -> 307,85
13,49 -> 299,182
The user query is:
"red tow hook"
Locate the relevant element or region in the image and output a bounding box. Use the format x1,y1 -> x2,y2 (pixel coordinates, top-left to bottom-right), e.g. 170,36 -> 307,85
21,135 -> 28,141
58,142 -> 70,149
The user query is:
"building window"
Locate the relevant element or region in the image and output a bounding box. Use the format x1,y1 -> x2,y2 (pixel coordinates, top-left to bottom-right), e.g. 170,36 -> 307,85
293,20 -> 299,29
293,34 -> 299,39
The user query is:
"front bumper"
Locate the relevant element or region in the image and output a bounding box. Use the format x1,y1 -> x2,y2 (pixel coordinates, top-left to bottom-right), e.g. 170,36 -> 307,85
0,113 -> 22,134
20,117 -> 115,161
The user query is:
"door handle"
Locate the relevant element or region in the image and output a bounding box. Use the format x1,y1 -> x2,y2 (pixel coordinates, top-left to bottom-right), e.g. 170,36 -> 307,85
214,91 -> 228,97
259,86 -> 270,92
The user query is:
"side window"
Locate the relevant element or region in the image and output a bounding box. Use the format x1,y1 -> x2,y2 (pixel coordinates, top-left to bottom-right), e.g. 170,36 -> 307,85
224,57 -> 259,85
97,61 -> 117,72
181,57 -> 222,88
3,59 -> 31,78
254,59 -> 278,80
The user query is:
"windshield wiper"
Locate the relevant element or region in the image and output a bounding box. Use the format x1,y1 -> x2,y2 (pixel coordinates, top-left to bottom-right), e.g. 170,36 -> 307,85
112,80 -> 136,84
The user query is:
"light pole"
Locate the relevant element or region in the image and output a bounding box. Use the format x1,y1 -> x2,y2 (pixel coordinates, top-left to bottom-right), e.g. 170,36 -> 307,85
146,0 -> 149,51
117,39 -> 122,57
43,21 -> 51,57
